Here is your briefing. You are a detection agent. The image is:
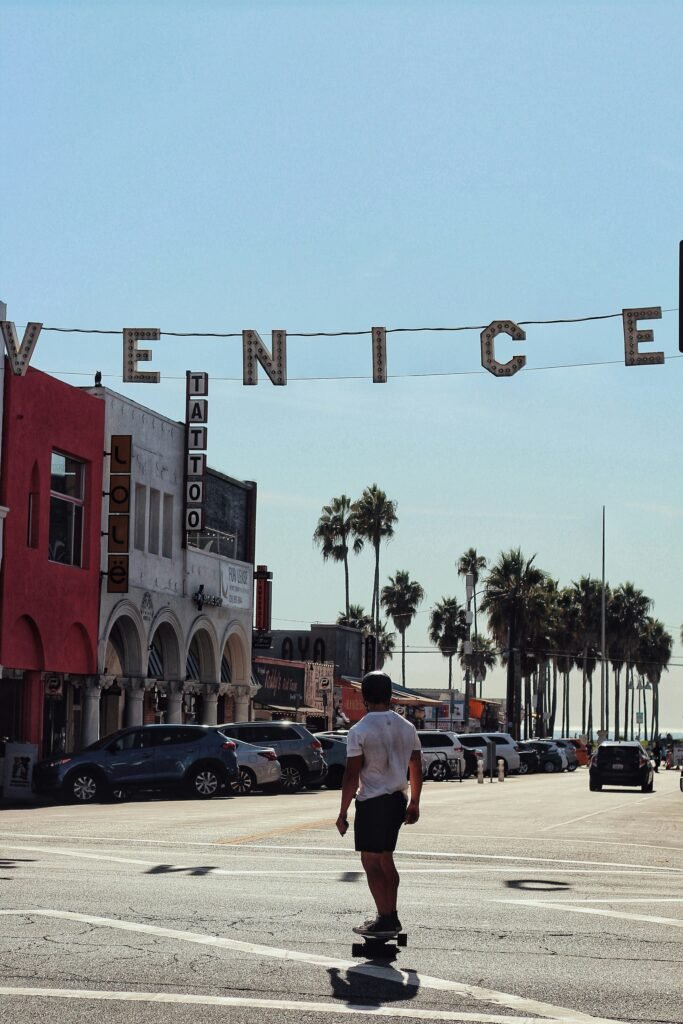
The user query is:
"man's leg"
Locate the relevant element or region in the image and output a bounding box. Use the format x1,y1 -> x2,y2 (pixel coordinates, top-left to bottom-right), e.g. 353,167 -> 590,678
360,851 -> 400,917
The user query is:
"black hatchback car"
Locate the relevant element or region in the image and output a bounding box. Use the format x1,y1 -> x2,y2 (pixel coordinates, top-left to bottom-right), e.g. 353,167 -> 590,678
33,724 -> 238,803
589,740 -> 654,793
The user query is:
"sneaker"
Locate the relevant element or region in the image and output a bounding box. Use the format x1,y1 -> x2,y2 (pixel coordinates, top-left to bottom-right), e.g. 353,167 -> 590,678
352,915 -> 398,937
387,912 -> 402,931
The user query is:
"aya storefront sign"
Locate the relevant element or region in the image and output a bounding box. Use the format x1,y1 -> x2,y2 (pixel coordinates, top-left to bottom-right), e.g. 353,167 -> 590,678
0,304 -> 672,383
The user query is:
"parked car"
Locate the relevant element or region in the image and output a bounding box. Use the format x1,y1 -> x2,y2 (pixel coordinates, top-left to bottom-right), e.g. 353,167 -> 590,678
33,724 -> 238,803
421,748 -> 460,781
217,720 -> 327,792
589,740 -> 654,792
549,739 -> 578,771
220,735 -> 281,795
525,740 -> 566,773
314,733 -> 347,789
559,737 -> 590,767
516,742 -> 541,775
457,732 -> 521,774
417,731 -> 466,780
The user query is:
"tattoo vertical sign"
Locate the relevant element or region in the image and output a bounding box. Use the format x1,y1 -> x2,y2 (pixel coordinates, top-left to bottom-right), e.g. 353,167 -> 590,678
185,372 -> 209,539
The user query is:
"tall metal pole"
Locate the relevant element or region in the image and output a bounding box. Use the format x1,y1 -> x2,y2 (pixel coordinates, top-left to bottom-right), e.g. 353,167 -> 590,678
600,506 -> 607,735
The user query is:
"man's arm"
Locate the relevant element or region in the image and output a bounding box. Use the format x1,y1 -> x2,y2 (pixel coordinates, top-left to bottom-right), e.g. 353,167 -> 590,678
336,754 -> 362,835
405,750 -> 423,824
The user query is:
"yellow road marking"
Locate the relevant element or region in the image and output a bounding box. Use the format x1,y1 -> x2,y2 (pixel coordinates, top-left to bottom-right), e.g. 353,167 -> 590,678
216,817 -> 336,845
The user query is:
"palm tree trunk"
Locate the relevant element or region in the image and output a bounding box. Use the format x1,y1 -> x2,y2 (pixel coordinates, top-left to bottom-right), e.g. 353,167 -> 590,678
581,651 -> 588,736
401,628 -> 406,686
343,554 -> 350,619
614,668 -> 621,740
642,687 -> 648,743
549,662 -> 557,736
604,662 -> 610,737
587,675 -> 593,740
373,543 -> 381,654
624,665 -> 630,740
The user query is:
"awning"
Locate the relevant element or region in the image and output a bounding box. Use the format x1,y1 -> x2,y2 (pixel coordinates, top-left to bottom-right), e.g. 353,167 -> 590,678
254,703 -> 322,714
343,679 -> 444,707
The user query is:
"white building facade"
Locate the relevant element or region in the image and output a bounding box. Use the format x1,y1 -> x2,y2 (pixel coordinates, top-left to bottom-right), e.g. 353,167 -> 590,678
82,387 -> 257,745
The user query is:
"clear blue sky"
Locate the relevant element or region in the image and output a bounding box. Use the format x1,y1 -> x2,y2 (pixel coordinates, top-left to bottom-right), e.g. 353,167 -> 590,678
3,1 -> 682,732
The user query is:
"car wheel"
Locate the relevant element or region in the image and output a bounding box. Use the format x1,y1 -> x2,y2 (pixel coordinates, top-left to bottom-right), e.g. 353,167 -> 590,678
187,765 -> 222,799
567,763 -> 577,772
518,760 -> 529,775
542,760 -> 556,773
66,769 -> 102,804
641,779 -> 654,793
589,779 -> 602,791
428,761 -> 449,782
279,761 -> 304,792
325,766 -> 345,790
230,767 -> 256,796
108,786 -> 130,803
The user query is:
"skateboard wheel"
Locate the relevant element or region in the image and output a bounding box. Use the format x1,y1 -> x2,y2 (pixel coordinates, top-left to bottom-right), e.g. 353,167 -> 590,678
351,943 -> 364,957
397,933 -> 408,947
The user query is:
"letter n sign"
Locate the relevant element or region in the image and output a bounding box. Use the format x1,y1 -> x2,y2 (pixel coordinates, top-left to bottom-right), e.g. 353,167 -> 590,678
185,371 -> 208,534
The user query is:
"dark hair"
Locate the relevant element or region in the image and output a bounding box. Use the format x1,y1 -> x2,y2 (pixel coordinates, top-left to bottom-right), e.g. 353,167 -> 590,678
361,670 -> 393,704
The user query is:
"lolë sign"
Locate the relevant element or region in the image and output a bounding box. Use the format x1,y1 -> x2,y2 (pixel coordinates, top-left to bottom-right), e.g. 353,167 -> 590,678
185,371 -> 208,533
106,434 -> 132,593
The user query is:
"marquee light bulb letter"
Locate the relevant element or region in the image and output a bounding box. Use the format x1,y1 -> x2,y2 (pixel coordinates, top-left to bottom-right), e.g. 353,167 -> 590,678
1,321 -> 43,376
622,307 -> 664,366
480,320 -> 527,377
242,329 -> 287,386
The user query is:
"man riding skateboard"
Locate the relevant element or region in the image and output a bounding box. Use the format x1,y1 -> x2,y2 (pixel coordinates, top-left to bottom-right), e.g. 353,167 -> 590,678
336,670 -> 423,937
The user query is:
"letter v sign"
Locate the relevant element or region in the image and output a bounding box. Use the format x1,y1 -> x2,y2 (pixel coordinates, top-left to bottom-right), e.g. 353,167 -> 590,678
1,321 -> 42,376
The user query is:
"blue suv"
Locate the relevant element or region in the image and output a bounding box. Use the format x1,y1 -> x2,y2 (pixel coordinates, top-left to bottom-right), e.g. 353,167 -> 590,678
33,724 -> 238,803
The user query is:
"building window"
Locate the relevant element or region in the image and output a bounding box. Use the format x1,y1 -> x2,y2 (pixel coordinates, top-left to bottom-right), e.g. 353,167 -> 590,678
134,484 -> 147,551
162,493 -> 173,558
148,489 -> 160,555
48,452 -> 84,566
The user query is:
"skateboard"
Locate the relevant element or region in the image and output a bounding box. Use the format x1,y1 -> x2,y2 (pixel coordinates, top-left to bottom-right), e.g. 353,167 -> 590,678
351,931 -> 408,958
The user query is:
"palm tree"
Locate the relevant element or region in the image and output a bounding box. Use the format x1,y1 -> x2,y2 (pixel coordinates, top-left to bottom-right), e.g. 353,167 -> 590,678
636,617 -> 672,741
313,495 -> 363,619
459,633 -> 497,726
381,570 -> 424,686
611,583 -> 651,739
337,603 -> 372,631
480,548 -> 549,739
551,587 -> 580,737
351,485 -> 398,648
429,597 -> 467,728
429,597 -> 467,691
457,548 -> 487,660
570,577 -> 604,739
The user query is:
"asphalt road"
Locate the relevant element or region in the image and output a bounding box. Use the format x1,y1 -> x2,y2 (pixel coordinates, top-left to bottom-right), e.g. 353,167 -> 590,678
0,767 -> 681,1024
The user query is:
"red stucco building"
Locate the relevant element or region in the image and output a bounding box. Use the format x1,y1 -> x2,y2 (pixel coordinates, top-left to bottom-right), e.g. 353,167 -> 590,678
0,362 -> 104,754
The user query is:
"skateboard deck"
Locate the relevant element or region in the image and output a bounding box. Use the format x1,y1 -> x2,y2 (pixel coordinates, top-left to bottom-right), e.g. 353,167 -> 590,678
351,931 -> 408,957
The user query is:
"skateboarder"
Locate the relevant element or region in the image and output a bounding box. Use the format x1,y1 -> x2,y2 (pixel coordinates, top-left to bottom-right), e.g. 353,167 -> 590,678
335,670 -> 423,937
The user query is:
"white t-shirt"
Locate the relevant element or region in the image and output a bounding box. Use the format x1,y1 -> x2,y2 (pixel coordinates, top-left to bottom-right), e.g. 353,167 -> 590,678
346,710 -> 421,802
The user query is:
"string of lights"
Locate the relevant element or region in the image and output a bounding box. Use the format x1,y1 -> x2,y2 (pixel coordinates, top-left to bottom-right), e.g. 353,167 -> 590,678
33,306 -> 677,339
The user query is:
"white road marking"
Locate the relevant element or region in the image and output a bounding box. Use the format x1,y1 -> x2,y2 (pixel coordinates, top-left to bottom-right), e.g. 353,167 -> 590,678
205,843 -> 683,874
498,899 -> 683,928
0,987 -> 608,1024
0,843 -> 675,878
3,830 -> 682,856
538,808 -> 646,832
0,909 -> 624,1024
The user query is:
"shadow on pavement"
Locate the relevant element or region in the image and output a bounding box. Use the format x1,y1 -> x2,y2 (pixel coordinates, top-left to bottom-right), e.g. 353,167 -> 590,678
328,964 -> 420,1006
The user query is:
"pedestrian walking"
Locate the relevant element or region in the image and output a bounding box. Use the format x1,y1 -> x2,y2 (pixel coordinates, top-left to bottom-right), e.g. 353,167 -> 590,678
335,670 -> 423,937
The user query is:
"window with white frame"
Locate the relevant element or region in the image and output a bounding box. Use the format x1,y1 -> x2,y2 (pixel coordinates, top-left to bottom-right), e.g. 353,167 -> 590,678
48,452 -> 85,567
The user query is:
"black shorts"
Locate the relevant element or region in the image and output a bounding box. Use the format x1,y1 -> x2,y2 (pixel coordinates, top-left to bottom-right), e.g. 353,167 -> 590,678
354,791 -> 408,853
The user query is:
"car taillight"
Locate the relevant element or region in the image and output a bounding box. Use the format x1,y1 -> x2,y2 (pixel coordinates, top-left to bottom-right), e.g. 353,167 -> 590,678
258,751 -> 277,761
222,741 -> 236,751
311,740 -> 322,750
